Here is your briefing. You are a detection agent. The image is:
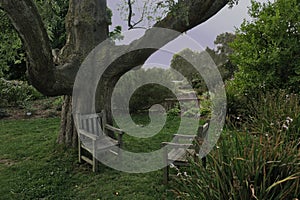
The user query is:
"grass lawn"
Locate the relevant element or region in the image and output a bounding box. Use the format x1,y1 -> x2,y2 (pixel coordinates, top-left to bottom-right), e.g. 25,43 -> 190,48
0,116 -> 196,199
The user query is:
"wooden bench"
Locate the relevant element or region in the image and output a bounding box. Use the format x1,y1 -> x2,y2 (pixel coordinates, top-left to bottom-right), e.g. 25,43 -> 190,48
76,111 -> 125,172
162,121 -> 209,184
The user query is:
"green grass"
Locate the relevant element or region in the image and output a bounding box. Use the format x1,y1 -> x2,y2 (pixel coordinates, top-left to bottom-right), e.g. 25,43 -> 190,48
121,114 -> 203,153
0,116 -> 192,199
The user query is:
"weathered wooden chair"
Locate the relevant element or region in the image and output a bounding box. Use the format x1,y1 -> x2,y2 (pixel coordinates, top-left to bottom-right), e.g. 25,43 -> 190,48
76,111 -> 125,172
162,121 -> 209,184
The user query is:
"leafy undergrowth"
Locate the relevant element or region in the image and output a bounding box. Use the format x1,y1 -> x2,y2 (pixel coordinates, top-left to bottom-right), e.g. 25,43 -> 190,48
0,116 -> 185,199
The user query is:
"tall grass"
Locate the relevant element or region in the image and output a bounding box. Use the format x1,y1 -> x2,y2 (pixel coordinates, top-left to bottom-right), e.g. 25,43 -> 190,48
173,91 -> 300,199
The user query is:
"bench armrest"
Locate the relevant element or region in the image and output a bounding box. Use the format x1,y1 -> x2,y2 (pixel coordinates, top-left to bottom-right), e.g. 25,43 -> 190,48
105,124 -> 125,135
161,142 -> 192,148
173,134 -> 195,139
105,124 -> 125,148
78,129 -> 98,140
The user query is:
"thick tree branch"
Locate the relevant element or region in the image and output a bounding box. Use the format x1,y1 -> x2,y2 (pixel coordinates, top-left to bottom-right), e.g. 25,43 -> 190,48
94,0 -> 230,110
105,0 -> 230,79
0,0 -> 229,97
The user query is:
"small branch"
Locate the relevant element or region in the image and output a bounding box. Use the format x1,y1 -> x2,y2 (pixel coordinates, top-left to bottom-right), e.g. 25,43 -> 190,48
127,0 -> 133,29
128,26 -> 147,30
127,0 -> 146,30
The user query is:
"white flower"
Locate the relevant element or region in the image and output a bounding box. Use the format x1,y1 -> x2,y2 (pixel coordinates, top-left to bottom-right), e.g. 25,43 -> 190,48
183,172 -> 188,177
287,117 -> 293,122
282,124 -> 289,130
265,133 -> 269,137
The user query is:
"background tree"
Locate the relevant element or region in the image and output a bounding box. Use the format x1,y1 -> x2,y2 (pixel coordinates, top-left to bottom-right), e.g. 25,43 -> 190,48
112,68 -> 175,113
206,32 -> 236,80
171,32 -> 236,95
171,48 -> 208,94
0,0 -> 235,147
230,0 -> 300,94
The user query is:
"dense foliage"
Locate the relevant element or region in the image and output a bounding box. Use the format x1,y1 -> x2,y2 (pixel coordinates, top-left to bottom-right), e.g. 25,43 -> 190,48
0,11 -> 26,79
230,0 -> 300,94
0,0 -> 68,80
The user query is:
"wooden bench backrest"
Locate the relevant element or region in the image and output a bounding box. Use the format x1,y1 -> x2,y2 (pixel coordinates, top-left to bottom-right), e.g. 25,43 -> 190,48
78,112 -> 105,136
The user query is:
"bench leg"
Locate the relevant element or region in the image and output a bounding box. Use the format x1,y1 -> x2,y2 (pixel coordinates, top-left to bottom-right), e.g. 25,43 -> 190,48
92,141 -> 98,172
163,165 -> 169,184
78,139 -> 82,163
163,147 -> 169,184
202,157 -> 207,168
92,156 -> 98,172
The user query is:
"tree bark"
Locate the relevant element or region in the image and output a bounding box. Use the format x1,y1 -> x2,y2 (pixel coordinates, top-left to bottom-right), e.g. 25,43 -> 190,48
0,0 -> 230,147
58,0 -> 109,146
57,95 -> 78,147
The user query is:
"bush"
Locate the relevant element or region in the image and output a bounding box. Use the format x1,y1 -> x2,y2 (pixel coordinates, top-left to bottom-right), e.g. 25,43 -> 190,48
167,107 -> 180,117
230,0 -> 300,93
0,78 -> 43,107
225,80 -> 249,123
52,96 -> 64,111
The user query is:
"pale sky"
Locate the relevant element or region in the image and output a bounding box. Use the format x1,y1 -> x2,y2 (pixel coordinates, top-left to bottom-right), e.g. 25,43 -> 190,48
107,0 -> 257,48
188,0 -> 252,48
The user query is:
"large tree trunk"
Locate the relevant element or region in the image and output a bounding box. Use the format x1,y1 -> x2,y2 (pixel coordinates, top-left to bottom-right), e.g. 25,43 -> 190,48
0,0 -> 230,147
57,95 -> 77,147
57,0 -> 109,146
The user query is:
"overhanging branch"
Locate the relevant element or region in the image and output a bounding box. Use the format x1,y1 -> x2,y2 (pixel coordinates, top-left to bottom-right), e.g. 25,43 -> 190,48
0,0 -> 230,96
106,0 -> 230,79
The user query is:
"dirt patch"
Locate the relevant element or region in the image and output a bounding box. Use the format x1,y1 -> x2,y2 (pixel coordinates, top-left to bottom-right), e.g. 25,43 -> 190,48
1,97 -> 61,120
0,158 -> 16,166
